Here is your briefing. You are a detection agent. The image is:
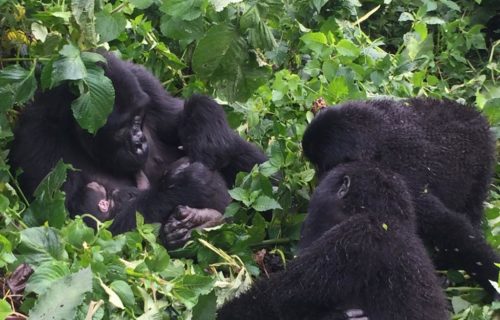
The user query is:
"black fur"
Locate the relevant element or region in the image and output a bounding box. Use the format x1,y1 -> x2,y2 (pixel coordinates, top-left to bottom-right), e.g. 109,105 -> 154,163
9,52 -> 266,238
218,162 -> 448,320
302,97 -> 498,295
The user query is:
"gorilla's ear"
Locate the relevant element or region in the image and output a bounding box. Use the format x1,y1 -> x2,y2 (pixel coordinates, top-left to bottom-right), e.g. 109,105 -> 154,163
337,176 -> 350,198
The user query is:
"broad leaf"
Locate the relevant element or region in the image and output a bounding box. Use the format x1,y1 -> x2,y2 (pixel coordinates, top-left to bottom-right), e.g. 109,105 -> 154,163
29,268 -> 93,320
71,66 -> 115,134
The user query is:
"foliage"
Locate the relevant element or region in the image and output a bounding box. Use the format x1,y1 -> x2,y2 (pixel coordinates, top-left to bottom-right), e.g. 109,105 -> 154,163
0,0 -> 499,319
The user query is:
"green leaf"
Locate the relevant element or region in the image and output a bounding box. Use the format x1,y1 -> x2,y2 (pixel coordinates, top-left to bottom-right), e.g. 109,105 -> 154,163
160,0 -> 203,21
0,299 -> 12,320
62,218 -> 95,248
398,12 -> 414,22
52,45 -> 86,87
0,234 -> 16,268
71,0 -> 97,47
18,227 -> 67,263
300,32 -> 328,54
33,160 -> 70,199
25,261 -> 70,295
192,291 -> 217,320
29,268 -> 93,320
160,16 -> 204,43
0,64 -> 37,105
440,0 -> 460,11
192,24 -> 246,78
252,195 -> 282,212
336,39 -> 360,58
130,0 -> 154,9
110,280 -> 135,308
423,16 -> 445,24
228,187 -> 247,202
71,66 -> 115,134
95,11 -> 127,43
209,0 -> 242,12
172,275 -> 215,309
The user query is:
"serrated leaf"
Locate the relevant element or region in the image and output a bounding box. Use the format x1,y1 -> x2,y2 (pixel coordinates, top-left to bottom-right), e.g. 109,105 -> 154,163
62,218 -> 95,248
172,275 -> 215,309
228,187 -> 247,201
33,160 -> 71,199
18,227 -> 67,263
95,11 -> 127,43
52,45 -> 86,87
25,261 -> 70,295
71,66 -> 115,134
192,24 -> 246,78
252,195 -> 281,212
0,64 -> 37,104
29,268 -> 93,320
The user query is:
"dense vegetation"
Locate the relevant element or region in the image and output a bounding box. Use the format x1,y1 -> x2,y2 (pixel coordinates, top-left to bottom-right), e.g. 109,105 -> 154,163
0,0 -> 499,319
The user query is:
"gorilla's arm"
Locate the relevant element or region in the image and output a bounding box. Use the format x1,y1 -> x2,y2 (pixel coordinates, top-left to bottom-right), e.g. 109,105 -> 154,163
415,193 -> 500,297
217,217 -> 373,320
179,95 -> 268,186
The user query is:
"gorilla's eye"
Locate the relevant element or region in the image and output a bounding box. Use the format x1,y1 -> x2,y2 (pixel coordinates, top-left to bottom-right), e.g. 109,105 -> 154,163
337,175 -> 350,198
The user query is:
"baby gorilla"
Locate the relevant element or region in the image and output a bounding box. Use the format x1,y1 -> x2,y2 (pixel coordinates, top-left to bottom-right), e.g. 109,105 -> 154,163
218,162 -> 448,320
69,157 -> 230,248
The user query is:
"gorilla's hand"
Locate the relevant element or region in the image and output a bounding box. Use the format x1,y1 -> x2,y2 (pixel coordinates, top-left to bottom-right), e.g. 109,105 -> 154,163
162,206 -> 224,249
130,115 -> 148,157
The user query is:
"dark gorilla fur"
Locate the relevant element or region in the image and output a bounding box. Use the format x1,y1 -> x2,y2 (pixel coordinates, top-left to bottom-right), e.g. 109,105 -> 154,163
302,97 -> 499,296
68,158 -> 230,241
9,52 -> 266,242
218,162 -> 448,320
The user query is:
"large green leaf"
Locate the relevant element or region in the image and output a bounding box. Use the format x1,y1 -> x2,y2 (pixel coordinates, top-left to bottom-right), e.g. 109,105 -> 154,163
0,64 -> 37,108
29,268 -> 93,320
18,227 -> 68,263
95,11 -> 127,43
25,261 -> 70,295
160,0 -> 203,21
172,275 -> 215,309
192,24 -> 247,78
71,66 -> 115,134
51,45 -> 87,87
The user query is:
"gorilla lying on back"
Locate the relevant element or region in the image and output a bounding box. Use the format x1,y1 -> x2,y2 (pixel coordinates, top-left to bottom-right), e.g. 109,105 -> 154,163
9,52 -> 266,244
218,162 -> 449,320
68,157 -> 230,247
302,98 -> 499,296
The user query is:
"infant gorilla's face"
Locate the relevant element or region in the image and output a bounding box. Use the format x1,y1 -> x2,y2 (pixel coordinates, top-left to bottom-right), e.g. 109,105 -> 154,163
85,182 -> 114,220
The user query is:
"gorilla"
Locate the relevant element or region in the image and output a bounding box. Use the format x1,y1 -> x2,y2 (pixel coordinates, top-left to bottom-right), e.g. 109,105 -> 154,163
217,162 -> 449,320
67,158 -> 230,243
8,52 -> 266,244
302,97 -> 499,296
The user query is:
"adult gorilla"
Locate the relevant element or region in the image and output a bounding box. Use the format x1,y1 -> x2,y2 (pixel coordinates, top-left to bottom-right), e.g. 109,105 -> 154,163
302,97 -> 499,297
9,52 -> 267,244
